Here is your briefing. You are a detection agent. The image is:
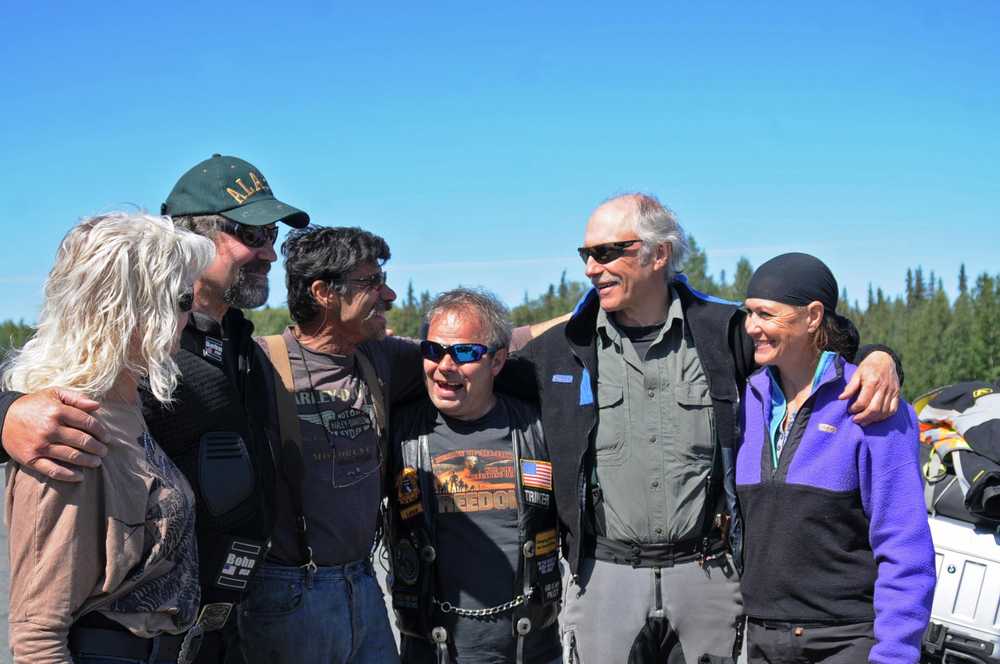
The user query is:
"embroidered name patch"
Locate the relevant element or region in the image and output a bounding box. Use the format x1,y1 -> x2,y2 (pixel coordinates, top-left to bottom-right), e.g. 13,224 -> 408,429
552,374 -> 573,383
524,488 -> 551,507
535,528 -> 558,556
216,539 -> 264,590
400,503 -> 424,520
203,337 -> 224,363
817,423 -> 838,433
521,460 -> 553,491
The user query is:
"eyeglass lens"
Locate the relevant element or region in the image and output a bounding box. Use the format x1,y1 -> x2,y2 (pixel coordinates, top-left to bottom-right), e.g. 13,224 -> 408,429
226,222 -> 278,248
577,240 -> 639,264
420,340 -> 490,364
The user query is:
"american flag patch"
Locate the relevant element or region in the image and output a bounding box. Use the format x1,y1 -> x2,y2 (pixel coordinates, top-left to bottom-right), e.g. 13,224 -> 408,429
521,460 -> 552,491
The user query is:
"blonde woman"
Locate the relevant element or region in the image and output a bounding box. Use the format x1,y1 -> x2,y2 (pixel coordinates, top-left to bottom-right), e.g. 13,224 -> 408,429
3,212 -> 214,664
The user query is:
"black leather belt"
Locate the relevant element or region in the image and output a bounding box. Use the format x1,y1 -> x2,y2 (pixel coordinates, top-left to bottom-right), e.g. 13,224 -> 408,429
69,626 -> 185,661
587,534 -> 726,568
747,616 -> 874,630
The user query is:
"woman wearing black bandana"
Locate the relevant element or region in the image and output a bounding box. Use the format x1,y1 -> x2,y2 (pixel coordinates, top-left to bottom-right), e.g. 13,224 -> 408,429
734,253 -> 936,664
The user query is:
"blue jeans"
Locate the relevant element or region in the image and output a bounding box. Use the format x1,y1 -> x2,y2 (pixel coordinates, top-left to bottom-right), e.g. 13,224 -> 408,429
238,560 -> 400,664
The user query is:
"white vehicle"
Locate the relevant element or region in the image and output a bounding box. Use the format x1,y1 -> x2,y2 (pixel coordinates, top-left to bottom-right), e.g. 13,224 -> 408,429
919,382 -> 1000,663
924,515 -> 1000,663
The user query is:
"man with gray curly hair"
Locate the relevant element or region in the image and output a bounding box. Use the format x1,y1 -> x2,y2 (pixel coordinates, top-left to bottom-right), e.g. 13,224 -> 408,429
388,288 -> 562,664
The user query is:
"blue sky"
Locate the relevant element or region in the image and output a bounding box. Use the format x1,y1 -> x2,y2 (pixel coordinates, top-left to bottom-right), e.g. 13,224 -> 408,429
1,1 -> 997,322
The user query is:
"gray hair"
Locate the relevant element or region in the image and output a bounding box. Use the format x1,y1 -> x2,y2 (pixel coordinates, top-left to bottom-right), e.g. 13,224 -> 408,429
171,213 -> 228,239
425,288 -> 512,350
608,193 -> 689,282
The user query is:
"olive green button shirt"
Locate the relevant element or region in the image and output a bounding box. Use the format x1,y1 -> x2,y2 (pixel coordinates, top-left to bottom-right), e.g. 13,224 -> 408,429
593,287 -> 716,544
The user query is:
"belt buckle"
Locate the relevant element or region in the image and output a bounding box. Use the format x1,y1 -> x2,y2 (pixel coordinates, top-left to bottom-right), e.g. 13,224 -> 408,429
177,603 -> 232,664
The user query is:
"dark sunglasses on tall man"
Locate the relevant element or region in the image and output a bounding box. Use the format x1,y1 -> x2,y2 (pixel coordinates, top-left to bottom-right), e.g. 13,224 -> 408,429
577,239 -> 641,264
420,340 -> 498,365
221,220 -> 279,248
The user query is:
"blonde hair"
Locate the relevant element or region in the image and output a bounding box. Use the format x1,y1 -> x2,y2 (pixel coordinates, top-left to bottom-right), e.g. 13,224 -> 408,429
2,212 -> 215,403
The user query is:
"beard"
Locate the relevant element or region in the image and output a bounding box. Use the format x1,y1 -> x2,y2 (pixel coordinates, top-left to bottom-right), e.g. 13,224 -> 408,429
224,261 -> 270,309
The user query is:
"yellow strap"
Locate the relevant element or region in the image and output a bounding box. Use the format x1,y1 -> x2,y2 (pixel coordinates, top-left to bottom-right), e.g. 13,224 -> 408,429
261,335 -> 302,452
355,350 -> 388,436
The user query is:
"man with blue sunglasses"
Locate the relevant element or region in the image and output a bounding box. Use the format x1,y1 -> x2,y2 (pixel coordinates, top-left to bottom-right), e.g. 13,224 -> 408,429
389,288 -> 562,664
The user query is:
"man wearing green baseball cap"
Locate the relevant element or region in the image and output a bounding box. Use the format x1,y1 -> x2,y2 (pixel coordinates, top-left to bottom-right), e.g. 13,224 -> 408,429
162,153 -> 309,316
0,154 -> 309,664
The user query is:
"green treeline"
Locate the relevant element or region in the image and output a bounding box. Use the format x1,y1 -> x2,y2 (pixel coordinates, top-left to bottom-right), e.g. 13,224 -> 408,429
2,237 -> 997,400
0,320 -> 34,357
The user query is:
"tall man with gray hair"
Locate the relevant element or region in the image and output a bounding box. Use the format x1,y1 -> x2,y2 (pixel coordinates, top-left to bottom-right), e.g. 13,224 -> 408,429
511,193 -> 902,663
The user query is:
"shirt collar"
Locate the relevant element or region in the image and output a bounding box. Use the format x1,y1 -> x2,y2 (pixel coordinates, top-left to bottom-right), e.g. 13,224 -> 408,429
595,285 -> 685,348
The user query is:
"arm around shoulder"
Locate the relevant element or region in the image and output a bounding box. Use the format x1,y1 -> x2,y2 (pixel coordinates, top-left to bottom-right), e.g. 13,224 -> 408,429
0,389 -> 24,462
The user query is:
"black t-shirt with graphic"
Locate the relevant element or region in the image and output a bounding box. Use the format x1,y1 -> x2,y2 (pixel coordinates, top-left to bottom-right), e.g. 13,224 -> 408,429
402,398 -> 559,664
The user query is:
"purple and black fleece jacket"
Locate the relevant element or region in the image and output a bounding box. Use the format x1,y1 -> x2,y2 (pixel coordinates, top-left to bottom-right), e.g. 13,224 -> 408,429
736,354 -> 935,664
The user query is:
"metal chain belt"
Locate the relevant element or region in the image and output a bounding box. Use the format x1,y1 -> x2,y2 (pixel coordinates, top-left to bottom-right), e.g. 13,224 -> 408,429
433,595 -> 524,618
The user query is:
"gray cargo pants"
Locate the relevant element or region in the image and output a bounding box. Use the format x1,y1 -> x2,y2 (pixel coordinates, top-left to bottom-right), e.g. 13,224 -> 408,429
560,556 -> 742,663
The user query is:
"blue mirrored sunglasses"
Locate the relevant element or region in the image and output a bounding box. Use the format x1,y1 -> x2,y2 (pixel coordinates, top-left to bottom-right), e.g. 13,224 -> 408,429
420,340 -> 497,365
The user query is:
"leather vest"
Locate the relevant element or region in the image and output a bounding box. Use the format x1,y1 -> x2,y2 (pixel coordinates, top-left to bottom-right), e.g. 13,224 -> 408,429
141,309 -> 277,604
388,396 -> 561,652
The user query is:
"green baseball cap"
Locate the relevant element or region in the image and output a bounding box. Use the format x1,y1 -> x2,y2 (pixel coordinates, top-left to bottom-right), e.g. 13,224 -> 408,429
161,154 -> 310,228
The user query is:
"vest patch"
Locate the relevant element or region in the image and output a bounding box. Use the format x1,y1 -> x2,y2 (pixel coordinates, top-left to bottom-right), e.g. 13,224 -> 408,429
400,502 -> 424,520
535,528 -> 558,556
552,374 -> 573,383
817,423 -> 838,433
215,539 -> 264,590
394,539 -> 420,585
538,553 -> 557,575
203,337 -> 224,363
397,466 -> 421,505
521,460 -> 552,491
524,488 -> 550,507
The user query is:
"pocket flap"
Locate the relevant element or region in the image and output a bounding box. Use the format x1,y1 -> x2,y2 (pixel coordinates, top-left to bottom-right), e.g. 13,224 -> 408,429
597,382 -> 623,409
675,381 -> 713,406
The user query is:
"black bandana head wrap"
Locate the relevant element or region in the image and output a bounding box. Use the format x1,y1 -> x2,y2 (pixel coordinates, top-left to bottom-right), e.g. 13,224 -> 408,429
745,252 -> 838,312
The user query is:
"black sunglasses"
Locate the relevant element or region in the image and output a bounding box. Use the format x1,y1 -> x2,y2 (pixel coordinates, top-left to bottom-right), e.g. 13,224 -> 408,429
220,220 -> 279,248
331,271 -> 388,291
420,340 -> 497,365
577,239 -> 641,264
178,290 -> 194,313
